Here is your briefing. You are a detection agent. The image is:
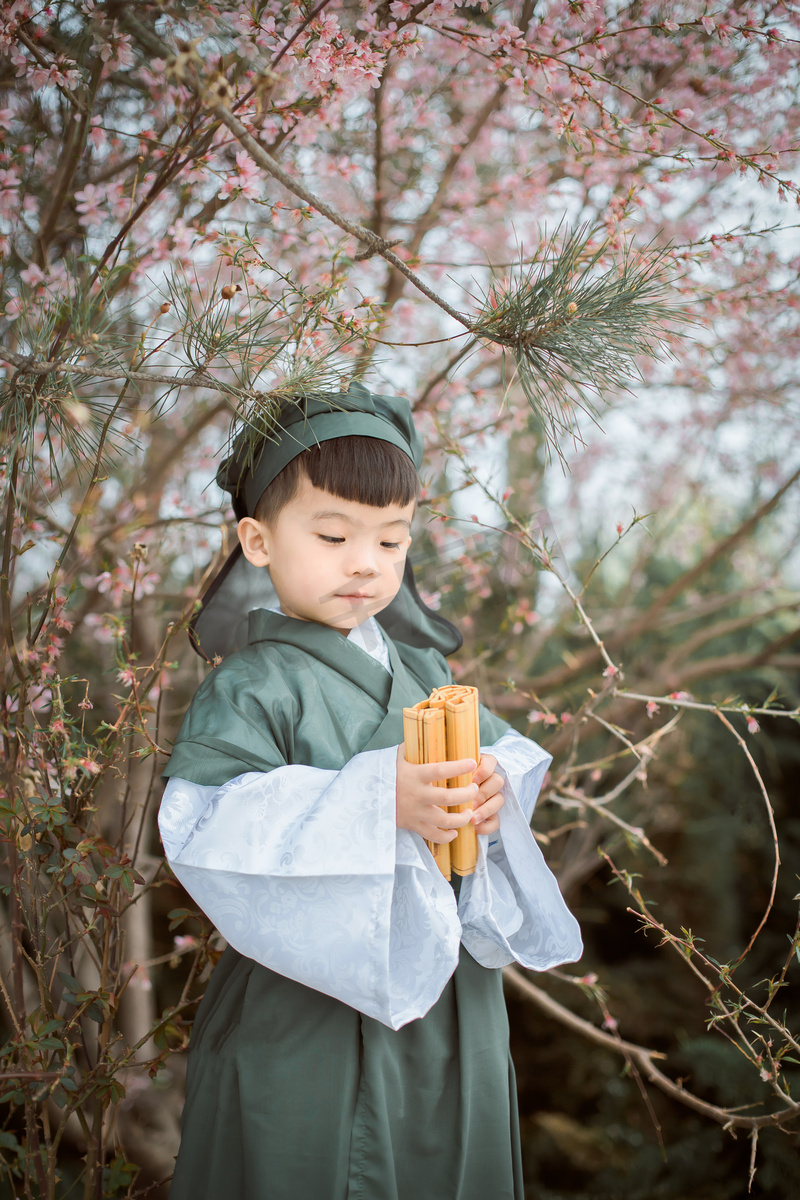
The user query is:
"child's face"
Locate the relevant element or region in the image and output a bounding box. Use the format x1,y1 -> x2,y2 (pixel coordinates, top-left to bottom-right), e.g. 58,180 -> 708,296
238,476 -> 415,632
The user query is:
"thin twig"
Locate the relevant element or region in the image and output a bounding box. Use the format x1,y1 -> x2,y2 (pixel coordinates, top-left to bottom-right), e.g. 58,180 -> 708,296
615,689 -> 800,721
555,782 -> 667,865
611,861 -> 800,1060
503,966 -> 800,1130
210,101 -> 470,328
270,0 -> 334,69
748,1127 -> 759,1193
715,710 -> 781,968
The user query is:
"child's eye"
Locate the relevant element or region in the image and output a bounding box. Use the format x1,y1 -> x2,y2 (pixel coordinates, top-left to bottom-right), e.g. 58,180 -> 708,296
381,542 -> 401,550
318,535 -> 345,544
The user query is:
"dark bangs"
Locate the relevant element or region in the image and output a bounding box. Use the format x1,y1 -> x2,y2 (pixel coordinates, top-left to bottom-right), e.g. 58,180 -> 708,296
254,435 -> 419,525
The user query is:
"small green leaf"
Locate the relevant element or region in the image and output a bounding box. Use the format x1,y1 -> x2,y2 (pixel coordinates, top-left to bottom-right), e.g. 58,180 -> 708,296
39,1019 -> 64,1035
57,971 -> 83,993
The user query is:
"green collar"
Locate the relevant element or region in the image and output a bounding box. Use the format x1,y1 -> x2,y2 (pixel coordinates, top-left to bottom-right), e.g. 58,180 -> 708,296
247,608 -> 394,707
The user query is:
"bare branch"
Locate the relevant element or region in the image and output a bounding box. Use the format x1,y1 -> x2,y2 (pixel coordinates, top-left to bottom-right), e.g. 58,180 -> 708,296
626,466 -> 800,639
209,100 -> 470,328
715,710 -> 780,968
503,966 -> 800,1130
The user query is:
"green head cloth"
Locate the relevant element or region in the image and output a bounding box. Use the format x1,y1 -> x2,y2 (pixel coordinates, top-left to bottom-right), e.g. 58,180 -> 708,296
189,382 -> 462,660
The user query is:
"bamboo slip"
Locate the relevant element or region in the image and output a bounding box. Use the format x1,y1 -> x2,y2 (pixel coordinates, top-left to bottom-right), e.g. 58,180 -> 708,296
402,685 -> 480,879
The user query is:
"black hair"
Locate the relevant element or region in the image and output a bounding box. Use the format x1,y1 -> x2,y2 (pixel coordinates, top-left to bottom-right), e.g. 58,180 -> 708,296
253,435 -> 420,526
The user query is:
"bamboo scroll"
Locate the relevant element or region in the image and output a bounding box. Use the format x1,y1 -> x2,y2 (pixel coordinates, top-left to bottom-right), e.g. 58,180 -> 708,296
402,685 -> 481,879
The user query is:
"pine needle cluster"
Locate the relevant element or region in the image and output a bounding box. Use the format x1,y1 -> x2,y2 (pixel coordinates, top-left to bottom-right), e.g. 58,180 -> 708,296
469,226 -> 689,456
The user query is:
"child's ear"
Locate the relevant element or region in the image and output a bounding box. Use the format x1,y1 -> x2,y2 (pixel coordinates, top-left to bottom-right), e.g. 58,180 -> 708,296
238,517 -> 270,567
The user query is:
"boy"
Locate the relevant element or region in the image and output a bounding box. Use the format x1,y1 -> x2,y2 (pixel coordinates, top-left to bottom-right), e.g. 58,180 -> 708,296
158,382 -> 582,1199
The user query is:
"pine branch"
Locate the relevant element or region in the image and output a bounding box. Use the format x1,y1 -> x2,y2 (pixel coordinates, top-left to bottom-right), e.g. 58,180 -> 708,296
1,347 -> 232,392
469,225 -> 687,454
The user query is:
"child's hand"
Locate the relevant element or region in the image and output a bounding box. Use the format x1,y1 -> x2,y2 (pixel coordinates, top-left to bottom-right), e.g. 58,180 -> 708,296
471,754 -> 505,836
396,747 -> 479,843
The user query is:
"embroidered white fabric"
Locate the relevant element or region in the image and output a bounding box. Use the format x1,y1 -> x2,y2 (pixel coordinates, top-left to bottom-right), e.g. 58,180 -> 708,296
159,729 -> 582,1030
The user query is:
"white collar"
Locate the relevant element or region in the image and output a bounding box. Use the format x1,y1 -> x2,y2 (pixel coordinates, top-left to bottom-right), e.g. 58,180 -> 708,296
346,615 -> 392,674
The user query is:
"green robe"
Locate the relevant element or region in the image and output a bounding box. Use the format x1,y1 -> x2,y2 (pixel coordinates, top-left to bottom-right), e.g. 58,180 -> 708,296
162,609 -> 524,1200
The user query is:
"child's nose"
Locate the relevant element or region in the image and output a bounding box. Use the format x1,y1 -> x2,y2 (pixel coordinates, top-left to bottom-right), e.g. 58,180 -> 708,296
345,544 -> 379,576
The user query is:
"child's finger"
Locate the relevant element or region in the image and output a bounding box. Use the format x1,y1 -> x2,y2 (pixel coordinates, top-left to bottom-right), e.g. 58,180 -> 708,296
428,805 -> 474,830
476,772 -> 504,801
418,758 -> 477,784
471,754 -> 497,786
473,791 -> 504,824
425,782 -> 478,808
425,826 -> 459,845
474,813 -> 500,836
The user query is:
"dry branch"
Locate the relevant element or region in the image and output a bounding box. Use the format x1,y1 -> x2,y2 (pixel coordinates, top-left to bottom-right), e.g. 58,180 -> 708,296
503,966 -> 800,1131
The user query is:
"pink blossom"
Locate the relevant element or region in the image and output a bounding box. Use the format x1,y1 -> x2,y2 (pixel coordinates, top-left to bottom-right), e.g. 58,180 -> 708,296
88,116 -> 106,149
173,934 -> 199,951
82,613 -> 116,645
746,716 -> 760,734
116,667 -> 136,689
527,710 -> 544,724
602,665 -> 619,678
91,559 -> 160,604
74,183 -> 106,226
20,263 -> 45,286
95,31 -> 134,71
46,636 -> 64,661
646,701 -> 660,719
419,588 -> 441,610
123,962 -> 152,991
29,66 -> 51,89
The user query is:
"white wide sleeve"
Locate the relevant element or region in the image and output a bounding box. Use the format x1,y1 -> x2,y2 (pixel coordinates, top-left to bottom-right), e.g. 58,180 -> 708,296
458,729 -> 583,971
158,747 -> 460,1030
